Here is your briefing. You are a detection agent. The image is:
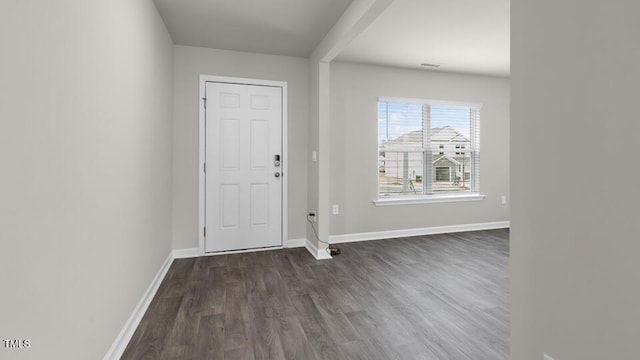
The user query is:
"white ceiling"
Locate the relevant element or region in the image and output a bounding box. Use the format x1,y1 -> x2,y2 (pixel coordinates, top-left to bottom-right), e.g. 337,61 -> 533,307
336,0 -> 510,77
154,0 -> 353,58
154,0 -> 509,77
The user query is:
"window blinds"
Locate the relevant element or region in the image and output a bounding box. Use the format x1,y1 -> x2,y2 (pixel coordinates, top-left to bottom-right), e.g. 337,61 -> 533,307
378,98 -> 481,196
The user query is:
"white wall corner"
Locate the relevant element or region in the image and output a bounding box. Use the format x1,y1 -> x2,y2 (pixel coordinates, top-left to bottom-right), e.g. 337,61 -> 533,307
104,252 -> 174,360
172,247 -> 200,259
305,239 -> 333,260
329,221 -> 510,244
287,238 -> 307,248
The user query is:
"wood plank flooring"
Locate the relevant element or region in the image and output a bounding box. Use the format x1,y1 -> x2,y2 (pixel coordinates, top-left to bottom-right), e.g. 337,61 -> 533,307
122,229 -> 509,360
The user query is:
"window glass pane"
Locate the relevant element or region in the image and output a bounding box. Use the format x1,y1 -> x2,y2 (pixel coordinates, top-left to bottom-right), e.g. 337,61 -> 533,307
378,102 -> 425,196
379,150 -> 424,196
430,105 -> 470,139
378,102 -> 423,148
430,105 -> 472,192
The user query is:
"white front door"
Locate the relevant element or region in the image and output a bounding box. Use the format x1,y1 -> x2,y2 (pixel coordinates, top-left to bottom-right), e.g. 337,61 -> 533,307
205,81 -> 283,252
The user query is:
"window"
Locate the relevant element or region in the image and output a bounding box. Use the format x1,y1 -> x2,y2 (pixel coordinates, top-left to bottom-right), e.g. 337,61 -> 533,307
377,97 -> 481,202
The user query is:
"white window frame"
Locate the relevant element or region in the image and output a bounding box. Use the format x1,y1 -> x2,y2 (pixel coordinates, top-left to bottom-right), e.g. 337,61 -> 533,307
373,96 -> 485,206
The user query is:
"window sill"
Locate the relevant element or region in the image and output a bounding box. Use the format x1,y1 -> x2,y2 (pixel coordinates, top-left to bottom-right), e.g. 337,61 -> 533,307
372,193 -> 486,206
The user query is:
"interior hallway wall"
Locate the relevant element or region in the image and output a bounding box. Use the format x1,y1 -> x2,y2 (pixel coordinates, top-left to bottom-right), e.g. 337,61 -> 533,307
511,0 -> 640,358
0,0 -> 174,358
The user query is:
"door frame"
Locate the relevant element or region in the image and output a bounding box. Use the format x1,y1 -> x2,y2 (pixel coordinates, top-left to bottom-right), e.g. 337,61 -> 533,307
198,75 -> 288,256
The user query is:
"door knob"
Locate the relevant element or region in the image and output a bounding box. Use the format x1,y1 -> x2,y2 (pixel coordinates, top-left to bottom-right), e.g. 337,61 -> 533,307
274,172 -> 281,178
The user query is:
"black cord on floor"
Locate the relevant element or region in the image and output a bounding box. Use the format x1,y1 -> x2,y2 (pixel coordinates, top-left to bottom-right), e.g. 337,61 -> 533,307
306,214 -> 341,256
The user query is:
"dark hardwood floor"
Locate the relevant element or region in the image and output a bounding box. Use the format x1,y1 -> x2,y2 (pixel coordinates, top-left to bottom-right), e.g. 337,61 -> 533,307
122,229 -> 509,360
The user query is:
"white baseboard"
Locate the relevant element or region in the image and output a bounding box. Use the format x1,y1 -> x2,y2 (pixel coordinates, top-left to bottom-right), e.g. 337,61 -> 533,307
104,253 -> 173,360
305,238 -> 332,260
329,221 -> 510,244
287,238 -> 306,248
172,247 -> 199,259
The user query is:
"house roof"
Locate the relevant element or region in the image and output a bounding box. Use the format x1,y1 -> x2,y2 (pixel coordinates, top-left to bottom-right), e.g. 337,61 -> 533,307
381,126 -> 469,148
433,154 -> 461,166
431,126 -> 469,143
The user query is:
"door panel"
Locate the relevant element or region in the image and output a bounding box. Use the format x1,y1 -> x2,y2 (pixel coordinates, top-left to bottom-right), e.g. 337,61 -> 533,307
220,184 -> 239,229
221,119 -> 240,169
250,120 -> 270,169
250,183 -> 269,227
205,82 -> 282,252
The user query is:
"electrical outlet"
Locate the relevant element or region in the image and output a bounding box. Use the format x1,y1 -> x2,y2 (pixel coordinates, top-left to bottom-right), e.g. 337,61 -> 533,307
544,354 -> 555,360
332,204 -> 339,215
308,211 -> 317,223
501,195 -> 507,204
311,151 -> 317,162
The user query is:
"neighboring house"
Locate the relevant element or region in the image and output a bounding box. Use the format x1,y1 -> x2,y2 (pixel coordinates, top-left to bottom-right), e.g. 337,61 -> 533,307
379,126 -> 471,189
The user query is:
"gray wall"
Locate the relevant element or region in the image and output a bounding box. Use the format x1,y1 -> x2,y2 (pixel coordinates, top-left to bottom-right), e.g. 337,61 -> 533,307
329,62 -> 510,235
511,1 -> 640,359
0,0 -> 174,358
172,45 -> 309,250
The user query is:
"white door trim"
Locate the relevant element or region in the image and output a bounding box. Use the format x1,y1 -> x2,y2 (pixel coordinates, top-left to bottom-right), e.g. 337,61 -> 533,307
198,75 -> 288,256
